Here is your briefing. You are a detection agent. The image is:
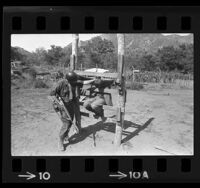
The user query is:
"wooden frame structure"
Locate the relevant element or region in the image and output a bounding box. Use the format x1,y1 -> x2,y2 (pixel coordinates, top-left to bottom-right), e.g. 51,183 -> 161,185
69,34 -> 126,147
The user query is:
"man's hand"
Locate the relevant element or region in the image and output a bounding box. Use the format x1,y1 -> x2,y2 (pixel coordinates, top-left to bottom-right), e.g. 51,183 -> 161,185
83,79 -> 95,85
81,88 -> 87,95
115,78 -> 121,86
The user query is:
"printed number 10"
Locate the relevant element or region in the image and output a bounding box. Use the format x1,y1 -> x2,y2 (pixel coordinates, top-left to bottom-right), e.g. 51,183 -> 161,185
39,172 -> 51,180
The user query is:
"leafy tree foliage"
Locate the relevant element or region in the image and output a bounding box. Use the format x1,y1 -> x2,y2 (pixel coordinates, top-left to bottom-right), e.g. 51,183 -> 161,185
45,45 -> 65,66
82,37 -> 117,70
11,37 -> 193,74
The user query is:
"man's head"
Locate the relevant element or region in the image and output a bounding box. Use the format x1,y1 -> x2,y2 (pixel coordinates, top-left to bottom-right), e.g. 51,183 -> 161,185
93,77 -> 104,91
65,71 -> 78,82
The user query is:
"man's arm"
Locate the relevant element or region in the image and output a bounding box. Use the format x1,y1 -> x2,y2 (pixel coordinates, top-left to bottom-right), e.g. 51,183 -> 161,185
82,79 -> 95,85
50,81 -> 62,96
75,79 -> 95,86
77,75 -> 92,81
50,87 -> 57,96
93,79 -> 114,88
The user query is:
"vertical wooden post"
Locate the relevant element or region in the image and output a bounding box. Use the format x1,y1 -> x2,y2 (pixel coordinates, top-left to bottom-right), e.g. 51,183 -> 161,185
96,63 -> 98,72
132,66 -> 135,89
114,34 -> 126,147
70,34 -> 79,71
132,66 -> 135,83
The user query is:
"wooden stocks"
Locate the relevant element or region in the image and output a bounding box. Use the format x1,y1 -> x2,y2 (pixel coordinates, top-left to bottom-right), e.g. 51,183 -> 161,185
114,34 -> 126,147
70,34 -> 79,71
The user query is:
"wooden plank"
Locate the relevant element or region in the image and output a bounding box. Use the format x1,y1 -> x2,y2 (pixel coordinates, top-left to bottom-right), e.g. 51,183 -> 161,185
70,34 -> 79,71
103,105 -> 116,111
74,70 -> 118,79
114,34 -> 126,147
70,55 -> 75,71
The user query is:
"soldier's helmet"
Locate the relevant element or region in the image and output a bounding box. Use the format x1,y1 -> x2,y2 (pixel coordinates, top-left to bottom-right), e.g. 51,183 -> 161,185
65,71 -> 78,82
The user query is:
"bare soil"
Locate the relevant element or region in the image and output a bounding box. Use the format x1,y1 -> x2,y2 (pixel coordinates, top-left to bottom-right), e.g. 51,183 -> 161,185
11,86 -> 193,156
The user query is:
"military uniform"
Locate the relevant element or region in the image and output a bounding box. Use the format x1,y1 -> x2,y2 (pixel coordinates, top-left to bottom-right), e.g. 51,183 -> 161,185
50,79 -> 80,151
83,79 -> 114,118
70,80 -> 83,131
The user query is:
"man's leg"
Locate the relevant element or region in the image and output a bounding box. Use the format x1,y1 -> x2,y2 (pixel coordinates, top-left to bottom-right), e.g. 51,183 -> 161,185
73,98 -> 82,132
65,101 -> 74,121
83,98 -> 96,112
90,97 -> 106,119
59,119 -> 71,151
58,104 -> 74,151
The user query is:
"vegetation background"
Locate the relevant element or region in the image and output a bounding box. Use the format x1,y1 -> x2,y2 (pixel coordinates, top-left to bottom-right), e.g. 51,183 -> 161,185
11,34 -> 193,89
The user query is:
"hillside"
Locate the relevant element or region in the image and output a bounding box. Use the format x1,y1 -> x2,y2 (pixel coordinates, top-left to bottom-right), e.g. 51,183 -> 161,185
11,46 -> 32,61
61,34 -> 193,55
100,34 -> 193,53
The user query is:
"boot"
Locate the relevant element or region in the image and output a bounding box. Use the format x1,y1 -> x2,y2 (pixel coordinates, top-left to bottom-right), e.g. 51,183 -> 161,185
63,136 -> 69,144
58,138 -> 65,151
94,108 -> 104,119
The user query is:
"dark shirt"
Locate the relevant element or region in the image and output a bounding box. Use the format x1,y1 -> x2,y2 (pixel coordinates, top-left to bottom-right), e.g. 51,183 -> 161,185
96,88 -> 105,98
93,79 -> 114,98
93,79 -> 114,89
50,79 -> 73,103
70,80 -> 83,100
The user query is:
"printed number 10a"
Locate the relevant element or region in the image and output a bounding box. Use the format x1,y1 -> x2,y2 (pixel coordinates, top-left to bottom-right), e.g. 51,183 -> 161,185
129,171 -> 149,179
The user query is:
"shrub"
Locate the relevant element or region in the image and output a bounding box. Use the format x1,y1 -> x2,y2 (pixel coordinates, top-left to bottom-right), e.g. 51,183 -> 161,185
23,67 -> 37,79
131,82 -> 144,90
126,71 -> 193,84
34,79 -> 49,88
126,81 -> 144,90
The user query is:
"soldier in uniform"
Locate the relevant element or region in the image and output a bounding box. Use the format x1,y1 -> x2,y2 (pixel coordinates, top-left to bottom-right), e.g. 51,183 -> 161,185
50,71 -> 94,151
65,71 -> 93,133
83,77 -> 114,120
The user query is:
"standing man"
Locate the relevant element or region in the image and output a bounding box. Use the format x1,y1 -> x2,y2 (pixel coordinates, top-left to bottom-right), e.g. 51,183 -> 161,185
50,71 -> 94,151
50,77 -> 74,151
65,71 -> 95,132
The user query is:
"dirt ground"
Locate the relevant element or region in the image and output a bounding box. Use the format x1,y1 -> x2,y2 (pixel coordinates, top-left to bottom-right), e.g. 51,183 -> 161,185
11,86 -> 193,156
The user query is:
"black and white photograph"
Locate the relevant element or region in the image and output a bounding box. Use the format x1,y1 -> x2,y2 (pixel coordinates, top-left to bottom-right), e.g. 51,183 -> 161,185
11,33 -> 193,156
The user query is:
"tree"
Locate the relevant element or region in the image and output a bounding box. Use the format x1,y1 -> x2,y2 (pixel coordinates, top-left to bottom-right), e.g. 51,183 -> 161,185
45,45 -> 65,66
31,47 -> 47,65
156,46 -> 179,71
11,47 -> 31,64
155,44 -> 193,73
176,44 -> 193,73
139,54 -> 159,71
83,36 -> 116,69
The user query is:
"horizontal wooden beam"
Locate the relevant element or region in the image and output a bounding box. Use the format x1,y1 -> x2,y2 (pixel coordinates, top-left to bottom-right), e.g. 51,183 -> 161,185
74,70 -> 118,79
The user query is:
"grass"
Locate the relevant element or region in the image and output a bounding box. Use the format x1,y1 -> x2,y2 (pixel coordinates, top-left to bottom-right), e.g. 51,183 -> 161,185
126,81 -> 144,90
125,80 -> 193,91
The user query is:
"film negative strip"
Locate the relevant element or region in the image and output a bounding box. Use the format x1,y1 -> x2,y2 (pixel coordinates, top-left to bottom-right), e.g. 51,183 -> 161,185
2,5 -> 200,183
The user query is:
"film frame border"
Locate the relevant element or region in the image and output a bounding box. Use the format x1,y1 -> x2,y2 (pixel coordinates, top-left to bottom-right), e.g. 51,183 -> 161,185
2,6 -> 200,183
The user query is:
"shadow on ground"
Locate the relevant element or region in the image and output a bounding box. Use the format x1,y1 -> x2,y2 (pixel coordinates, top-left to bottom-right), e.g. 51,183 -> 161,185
65,117 -> 154,148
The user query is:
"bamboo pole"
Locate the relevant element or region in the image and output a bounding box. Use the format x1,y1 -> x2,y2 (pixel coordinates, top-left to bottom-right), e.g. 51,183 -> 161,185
70,34 -> 79,71
114,34 -> 126,147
